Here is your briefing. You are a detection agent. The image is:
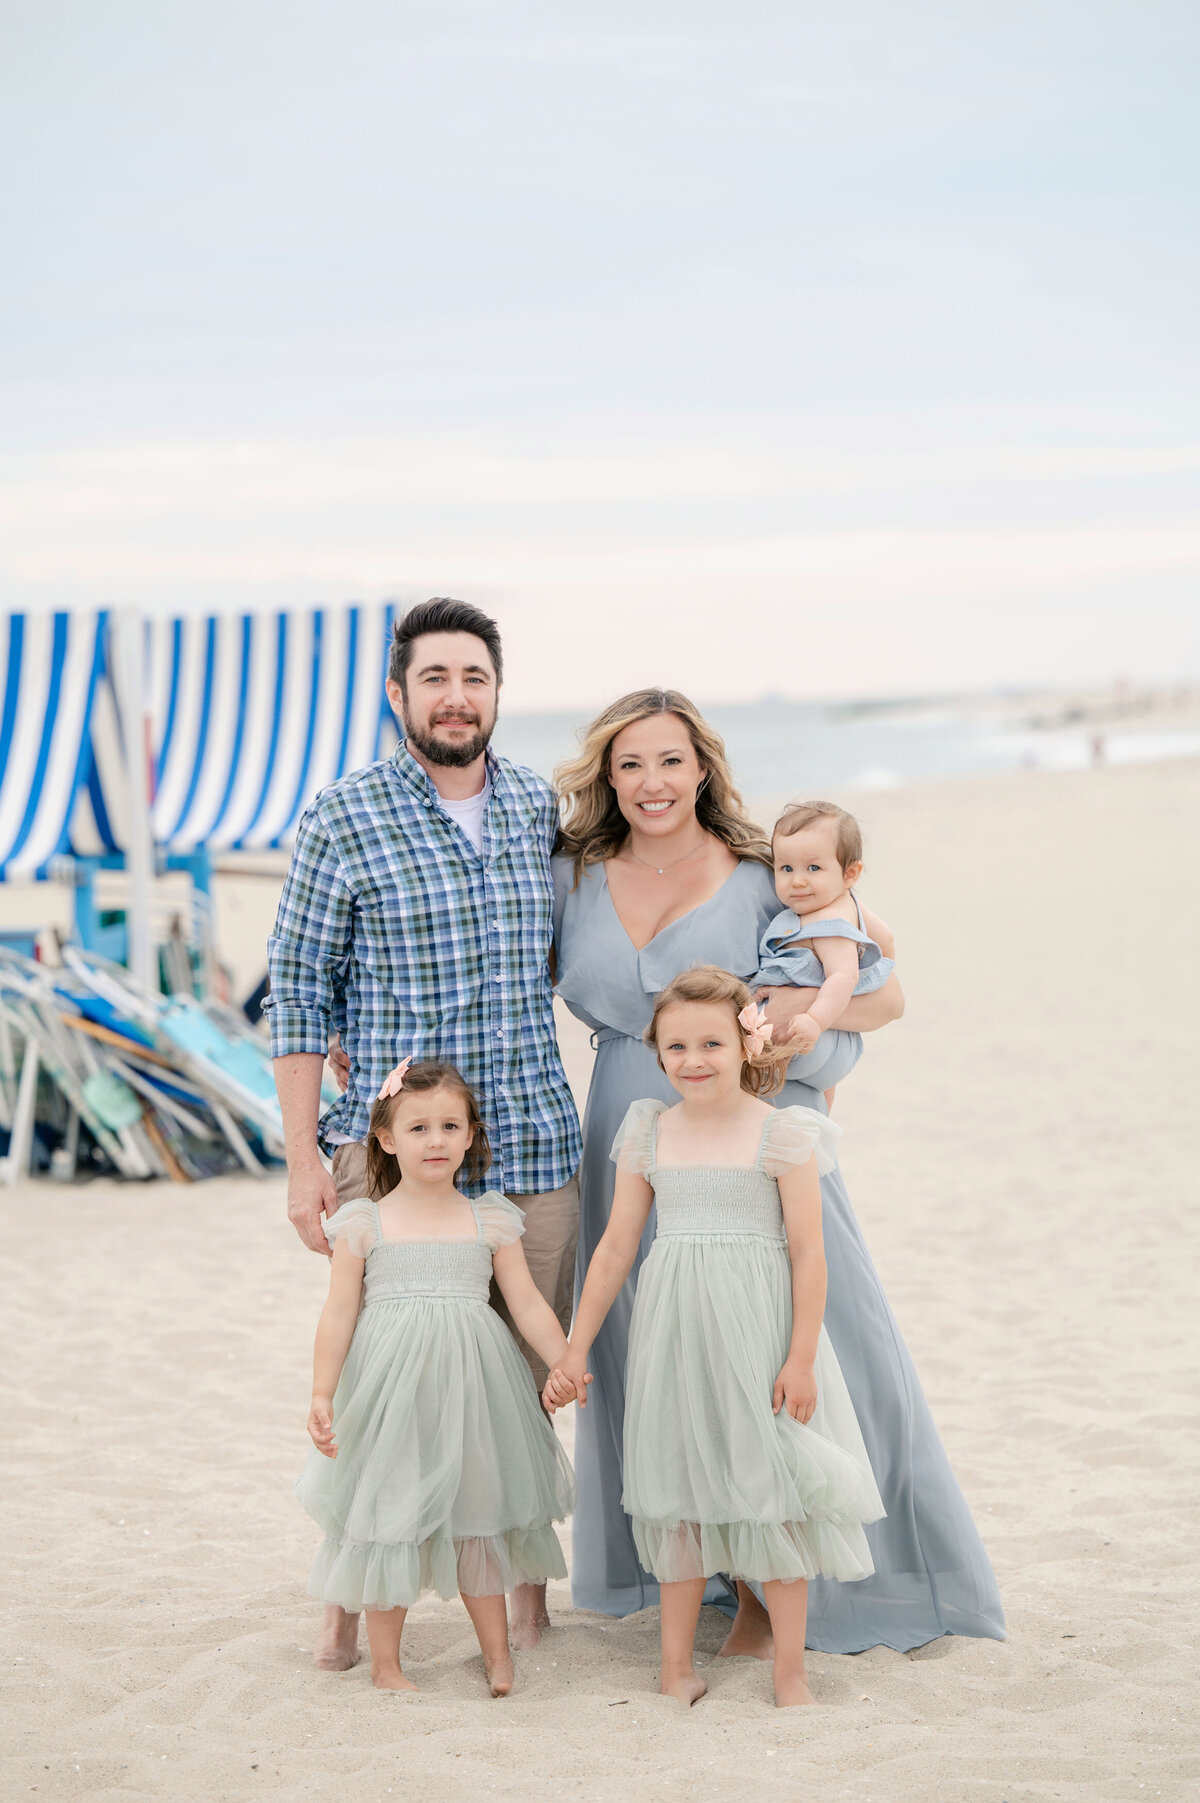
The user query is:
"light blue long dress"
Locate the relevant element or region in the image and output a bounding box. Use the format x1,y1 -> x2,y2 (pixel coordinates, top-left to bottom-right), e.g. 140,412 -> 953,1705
553,853 -> 1005,1653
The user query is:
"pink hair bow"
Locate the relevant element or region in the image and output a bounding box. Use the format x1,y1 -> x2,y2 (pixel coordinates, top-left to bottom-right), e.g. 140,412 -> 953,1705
737,1002 -> 774,1058
376,1056 -> 413,1100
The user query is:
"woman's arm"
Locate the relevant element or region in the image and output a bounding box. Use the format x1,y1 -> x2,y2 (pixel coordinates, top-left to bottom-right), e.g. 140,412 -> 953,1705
544,1167 -> 654,1409
758,970 -> 904,1036
308,1242 -> 365,1456
491,1241 -> 571,1372
772,1157 -> 827,1423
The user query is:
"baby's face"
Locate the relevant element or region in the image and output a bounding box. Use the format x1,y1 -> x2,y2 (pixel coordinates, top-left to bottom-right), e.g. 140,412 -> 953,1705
773,822 -> 851,915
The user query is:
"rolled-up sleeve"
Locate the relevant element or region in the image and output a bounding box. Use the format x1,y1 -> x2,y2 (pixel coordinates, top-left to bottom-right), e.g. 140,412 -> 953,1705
264,804 -> 352,1057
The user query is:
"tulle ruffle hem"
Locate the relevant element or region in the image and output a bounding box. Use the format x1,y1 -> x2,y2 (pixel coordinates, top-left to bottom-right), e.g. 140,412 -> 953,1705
309,1521 -> 568,1610
632,1511 -> 875,1586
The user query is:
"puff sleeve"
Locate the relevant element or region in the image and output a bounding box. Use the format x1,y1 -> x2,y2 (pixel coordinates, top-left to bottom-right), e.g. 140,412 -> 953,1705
323,1197 -> 379,1258
761,1106 -> 841,1178
609,1098 -> 668,1177
474,1193 -> 527,1250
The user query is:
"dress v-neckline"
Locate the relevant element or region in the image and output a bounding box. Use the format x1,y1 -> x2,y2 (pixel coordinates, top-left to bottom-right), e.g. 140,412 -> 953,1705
601,857 -> 747,953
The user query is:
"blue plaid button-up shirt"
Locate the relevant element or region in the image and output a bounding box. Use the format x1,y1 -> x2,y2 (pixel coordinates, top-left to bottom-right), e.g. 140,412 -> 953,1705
265,741 -> 581,1196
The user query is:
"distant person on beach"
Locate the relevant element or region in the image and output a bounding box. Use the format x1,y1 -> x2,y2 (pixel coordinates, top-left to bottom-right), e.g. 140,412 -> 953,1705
752,800 -> 894,1106
266,597 -> 581,1669
297,1059 -> 575,1696
546,966 -> 883,1708
552,687 -> 1005,1654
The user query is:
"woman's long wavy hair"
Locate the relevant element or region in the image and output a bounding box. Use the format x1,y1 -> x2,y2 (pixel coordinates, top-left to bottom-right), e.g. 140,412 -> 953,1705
554,688 -> 771,884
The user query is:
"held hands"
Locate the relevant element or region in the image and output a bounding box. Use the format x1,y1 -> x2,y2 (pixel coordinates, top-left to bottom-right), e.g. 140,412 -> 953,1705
542,1350 -> 594,1413
308,1396 -> 338,1458
772,1357 -> 818,1425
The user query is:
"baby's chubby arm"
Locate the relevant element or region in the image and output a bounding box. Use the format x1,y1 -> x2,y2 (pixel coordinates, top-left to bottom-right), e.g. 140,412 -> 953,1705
780,937 -> 861,1052
543,1166 -> 654,1412
309,1240 -> 365,1457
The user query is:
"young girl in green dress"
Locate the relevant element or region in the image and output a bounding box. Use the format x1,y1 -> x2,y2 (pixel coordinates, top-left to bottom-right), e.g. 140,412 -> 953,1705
544,967 -> 883,1708
297,1060 -> 575,1697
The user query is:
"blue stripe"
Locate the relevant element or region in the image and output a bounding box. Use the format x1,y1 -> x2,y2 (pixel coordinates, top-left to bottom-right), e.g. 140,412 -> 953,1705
0,613 -> 24,788
205,613 -> 252,841
238,612 -> 287,845
271,609 -> 324,848
334,606 -> 358,776
154,617 -> 184,796
168,617 -> 217,838
36,610 -> 108,873
6,613 -> 69,864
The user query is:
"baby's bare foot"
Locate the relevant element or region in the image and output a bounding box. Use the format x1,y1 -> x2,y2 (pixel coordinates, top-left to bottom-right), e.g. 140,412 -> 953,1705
371,1666 -> 418,1693
660,1672 -> 707,1706
314,1606 -> 361,1672
773,1666 -> 817,1707
486,1653 -> 515,1697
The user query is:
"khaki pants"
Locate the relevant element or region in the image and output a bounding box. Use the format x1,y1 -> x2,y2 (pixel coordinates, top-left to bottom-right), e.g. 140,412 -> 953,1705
330,1141 -> 580,1393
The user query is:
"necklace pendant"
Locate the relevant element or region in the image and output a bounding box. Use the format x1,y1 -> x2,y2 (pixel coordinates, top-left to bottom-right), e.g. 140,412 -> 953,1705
657,867 -> 664,875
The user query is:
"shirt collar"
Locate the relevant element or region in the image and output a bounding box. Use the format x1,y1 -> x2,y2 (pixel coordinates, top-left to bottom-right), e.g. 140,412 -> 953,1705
389,738 -> 516,815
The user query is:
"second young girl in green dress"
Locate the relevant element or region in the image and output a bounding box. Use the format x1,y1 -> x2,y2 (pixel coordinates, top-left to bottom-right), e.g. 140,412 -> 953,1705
544,965 -> 884,1709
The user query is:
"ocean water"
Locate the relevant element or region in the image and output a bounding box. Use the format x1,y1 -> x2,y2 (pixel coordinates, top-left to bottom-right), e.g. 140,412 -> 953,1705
492,697 -> 1200,804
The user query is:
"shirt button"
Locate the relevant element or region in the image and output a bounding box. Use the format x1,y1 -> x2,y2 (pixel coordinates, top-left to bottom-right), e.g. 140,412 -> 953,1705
493,974 -> 501,982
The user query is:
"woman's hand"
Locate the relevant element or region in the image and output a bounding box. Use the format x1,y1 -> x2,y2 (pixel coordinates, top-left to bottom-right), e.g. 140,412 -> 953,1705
543,1350 -> 593,1412
308,1396 -> 338,1457
772,1358 -> 818,1424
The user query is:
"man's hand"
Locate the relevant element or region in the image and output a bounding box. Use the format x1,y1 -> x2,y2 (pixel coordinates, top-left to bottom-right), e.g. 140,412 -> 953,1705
288,1160 -> 339,1256
327,1034 -> 351,1094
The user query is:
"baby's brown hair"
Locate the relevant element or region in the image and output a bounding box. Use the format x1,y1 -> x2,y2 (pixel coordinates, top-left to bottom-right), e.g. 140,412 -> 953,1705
772,799 -> 862,873
365,1061 -> 492,1197
643,964 -> 790,1099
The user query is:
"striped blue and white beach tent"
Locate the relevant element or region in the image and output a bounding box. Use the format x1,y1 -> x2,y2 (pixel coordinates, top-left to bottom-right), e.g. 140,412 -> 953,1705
0,605 -> 398,880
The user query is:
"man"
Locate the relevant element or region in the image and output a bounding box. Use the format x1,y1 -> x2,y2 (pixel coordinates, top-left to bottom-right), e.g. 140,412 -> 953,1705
267,597 -> 581,1668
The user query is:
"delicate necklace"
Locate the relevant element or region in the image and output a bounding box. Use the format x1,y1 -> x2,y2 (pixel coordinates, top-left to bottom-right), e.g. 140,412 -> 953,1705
627,834 -> 709,877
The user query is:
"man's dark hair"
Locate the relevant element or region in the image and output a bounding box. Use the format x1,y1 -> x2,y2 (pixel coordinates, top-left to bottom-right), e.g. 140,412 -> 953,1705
389,598 -> 504,692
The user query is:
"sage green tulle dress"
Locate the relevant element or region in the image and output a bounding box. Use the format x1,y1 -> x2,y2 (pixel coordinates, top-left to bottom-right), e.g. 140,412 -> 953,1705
614,1101 -> 885,1587
295,1194 -> 575,1611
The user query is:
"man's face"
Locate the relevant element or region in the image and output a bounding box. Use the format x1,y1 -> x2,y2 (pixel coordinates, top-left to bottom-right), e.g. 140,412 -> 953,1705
386,631 -> 499,768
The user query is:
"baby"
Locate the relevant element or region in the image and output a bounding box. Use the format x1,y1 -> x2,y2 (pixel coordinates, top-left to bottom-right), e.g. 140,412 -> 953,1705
755,800 -> 894,1057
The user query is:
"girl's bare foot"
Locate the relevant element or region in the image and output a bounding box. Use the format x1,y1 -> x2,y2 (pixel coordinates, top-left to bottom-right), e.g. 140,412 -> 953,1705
371,1666 -> 418,1693
508,1582 -> 550,1651
486,1652 -> 515,1697
660,1671 -> 707,1706
773,1666 -> 817,1707
314,1604 -> 361,1671
717,1587 -> 774,1661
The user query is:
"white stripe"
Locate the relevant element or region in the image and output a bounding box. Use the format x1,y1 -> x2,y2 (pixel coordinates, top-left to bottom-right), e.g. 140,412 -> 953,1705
87,672 -> 128,850
346,604 -> 390,772
208,613 -> 278,850
242,611 -> 314,851
151,615 -> 210,838
0,612 -> 53,862
265,605 -> 350,842
172,614 -> 243,850
11,616 -> 102,875
147,616 -> 175,754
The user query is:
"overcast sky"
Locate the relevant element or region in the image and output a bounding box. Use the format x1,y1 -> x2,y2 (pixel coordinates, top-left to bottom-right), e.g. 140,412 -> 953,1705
1,1 -> 1197,708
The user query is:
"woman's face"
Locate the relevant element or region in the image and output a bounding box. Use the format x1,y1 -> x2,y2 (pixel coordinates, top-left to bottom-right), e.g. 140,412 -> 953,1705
607,712 -> 706,838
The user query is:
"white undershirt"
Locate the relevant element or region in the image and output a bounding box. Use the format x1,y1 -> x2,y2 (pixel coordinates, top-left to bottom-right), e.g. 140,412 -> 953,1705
437,777 -> 491,852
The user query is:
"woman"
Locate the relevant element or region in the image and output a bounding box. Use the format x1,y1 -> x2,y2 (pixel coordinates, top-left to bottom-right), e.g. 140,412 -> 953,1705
552,688 -> 1004,1654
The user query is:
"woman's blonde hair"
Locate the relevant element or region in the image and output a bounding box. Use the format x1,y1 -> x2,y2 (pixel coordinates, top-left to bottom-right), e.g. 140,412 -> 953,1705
365,1061 -> 492,1198
643,964 -> 790,1099
555,688 -> 771,883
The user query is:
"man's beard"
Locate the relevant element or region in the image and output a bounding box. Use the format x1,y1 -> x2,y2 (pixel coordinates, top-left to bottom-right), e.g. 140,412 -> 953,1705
405,707 -> 496,769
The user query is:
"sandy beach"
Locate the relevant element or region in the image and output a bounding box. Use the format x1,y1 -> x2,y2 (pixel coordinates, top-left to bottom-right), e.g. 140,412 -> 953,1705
3,756 -> 1199,1803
